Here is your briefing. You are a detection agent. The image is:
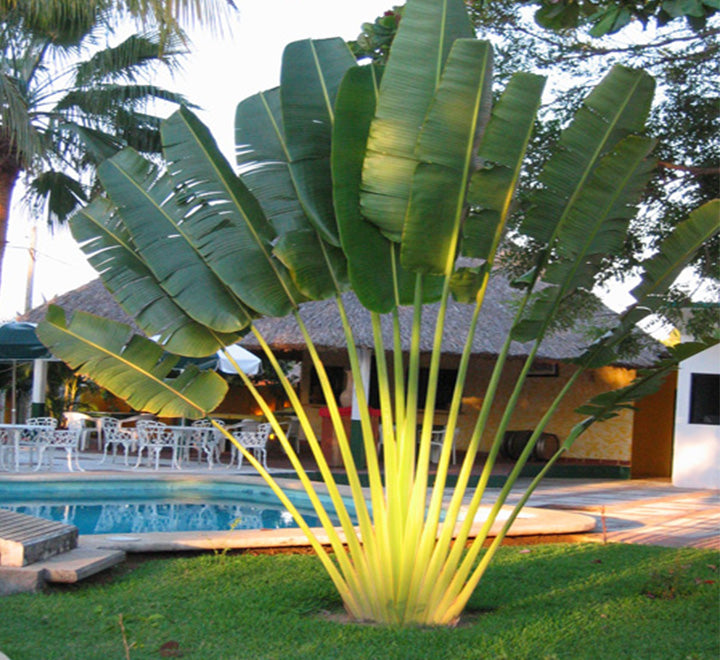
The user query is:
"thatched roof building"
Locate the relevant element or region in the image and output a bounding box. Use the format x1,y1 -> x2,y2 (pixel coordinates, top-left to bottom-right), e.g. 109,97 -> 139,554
21,276 -> 661,367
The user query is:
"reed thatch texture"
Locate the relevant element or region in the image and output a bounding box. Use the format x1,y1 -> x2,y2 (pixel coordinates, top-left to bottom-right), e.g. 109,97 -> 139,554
20,276 -> 661,367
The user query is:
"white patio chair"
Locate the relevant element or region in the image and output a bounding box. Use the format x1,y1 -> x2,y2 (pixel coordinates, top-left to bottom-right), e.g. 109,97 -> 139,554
21,417 -> 58,469
228,422 -> 271,470
134,420 -> 177,470
279,416 -> 303,454
429,426 -> 458,465
189,419 -> 224,468
62,412 -> 96,450
0,427 -> 13,470
99,417 -> 136,464
35,419 -> 85,472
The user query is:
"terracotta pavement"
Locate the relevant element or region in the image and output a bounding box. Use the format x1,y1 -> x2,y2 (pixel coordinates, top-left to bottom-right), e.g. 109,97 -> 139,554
489,478 -> 720,550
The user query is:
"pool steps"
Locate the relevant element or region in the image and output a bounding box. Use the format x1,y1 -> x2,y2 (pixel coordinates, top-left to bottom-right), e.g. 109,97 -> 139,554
0,509 -> 125,595
0,508 -> 78,566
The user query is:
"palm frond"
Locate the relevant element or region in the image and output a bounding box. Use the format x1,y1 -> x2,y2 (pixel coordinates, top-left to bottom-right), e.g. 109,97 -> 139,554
27,169 -> 87,223
402,39 -> 494,275
280,38 -> 356,247
54,84 -> 189,116
631,199 -> 720,306
463,72 -> 546,261
235,87 -> 311,236
73,32 -> 185,86
521,65 -> 655,247
360,0 -> 475,240
235,87 -> 346,299
333,64 -> 443,311
0,71 -> 42,166
512,135 -> 657,342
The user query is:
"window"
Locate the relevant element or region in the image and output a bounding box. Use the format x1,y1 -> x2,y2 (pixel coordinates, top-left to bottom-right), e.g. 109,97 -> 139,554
308,366 -> 346,405
416,368 -> 457,411
689,373 -> 720,425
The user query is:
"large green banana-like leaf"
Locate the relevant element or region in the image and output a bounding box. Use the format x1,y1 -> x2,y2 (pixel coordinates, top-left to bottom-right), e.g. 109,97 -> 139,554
333,65 -> 442,312
235,88 -> 310,236
463,72 -> 546,261
98,148 -> 255,334
521,65 -> 655,248
71,196 -> 241,357
235,84 -> 347,301
281,38 -> 357,247
333,65 -> 393,312
572,199 -> 720,368
401,39 -> 493,275
273,229 -> 348,300
512,135 -> 657,342
161,106 -> 303,317
360,0 -> 475,240
631,199 -> 720,306
37,306 -> 228,419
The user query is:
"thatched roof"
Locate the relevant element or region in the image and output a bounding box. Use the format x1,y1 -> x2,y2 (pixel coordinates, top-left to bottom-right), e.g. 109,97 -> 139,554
21,276 -> 661,367
22,279 -> 143,334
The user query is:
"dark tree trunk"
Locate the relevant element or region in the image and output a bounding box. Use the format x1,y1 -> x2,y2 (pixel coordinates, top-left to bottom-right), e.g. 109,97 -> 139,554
0,164 -> 21,298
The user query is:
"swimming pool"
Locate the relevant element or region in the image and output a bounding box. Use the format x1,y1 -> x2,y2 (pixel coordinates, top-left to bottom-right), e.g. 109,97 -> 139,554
0,477 -> 352,536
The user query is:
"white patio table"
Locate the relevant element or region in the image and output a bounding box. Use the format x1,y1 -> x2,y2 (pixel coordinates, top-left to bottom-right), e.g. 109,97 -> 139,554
0,423 -> 54,471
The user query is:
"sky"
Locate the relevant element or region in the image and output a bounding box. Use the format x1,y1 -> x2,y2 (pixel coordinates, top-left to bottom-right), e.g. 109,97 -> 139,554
0,0 -> 394,321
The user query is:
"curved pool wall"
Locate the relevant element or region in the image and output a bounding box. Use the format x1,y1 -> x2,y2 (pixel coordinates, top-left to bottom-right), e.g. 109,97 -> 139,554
0,473 -> 597,553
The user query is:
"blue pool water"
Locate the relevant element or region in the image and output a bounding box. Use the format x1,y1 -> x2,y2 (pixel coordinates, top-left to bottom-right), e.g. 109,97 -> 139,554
0,479 -> 348,535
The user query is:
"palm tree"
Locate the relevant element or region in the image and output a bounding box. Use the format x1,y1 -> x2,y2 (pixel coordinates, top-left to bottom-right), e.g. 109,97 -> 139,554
0,0 -> 235,293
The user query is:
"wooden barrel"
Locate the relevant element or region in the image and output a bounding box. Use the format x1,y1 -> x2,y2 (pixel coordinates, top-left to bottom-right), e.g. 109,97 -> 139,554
501,430 -> 533,460
501,430 -> 559,461
534,433 -> 559,461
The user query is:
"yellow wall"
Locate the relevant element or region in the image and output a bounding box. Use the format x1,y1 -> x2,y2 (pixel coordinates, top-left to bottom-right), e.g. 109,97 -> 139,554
631,371 -> 676,477
297,353 -> 638,463
458,359 -> 636,461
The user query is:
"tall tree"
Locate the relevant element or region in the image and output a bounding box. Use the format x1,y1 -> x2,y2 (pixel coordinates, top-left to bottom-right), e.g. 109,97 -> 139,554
0,0 -> 236,294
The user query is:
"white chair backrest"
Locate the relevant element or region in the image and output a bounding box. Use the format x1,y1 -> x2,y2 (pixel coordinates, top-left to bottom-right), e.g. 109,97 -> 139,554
66,419 -> 85,433
100,416 -> 120,431
100,416 -> 130,441
63,412 -> 92,426
243,423 -> 272,449
136,420 -> 172,444
27,417 -> 57,429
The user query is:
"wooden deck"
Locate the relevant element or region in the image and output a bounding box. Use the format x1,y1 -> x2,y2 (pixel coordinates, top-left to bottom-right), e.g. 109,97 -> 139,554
0,508 -> 78,567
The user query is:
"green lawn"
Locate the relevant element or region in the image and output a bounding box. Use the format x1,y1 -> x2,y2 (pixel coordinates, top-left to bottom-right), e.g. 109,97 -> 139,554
1,544 -> 717,659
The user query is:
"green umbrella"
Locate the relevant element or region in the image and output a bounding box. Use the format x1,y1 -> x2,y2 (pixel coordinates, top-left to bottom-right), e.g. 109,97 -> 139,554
0,322 -> 53,423
0,322 -> 52,359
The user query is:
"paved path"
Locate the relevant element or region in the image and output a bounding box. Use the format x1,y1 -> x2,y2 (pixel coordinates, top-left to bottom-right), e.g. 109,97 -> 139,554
488,478 -> 720,549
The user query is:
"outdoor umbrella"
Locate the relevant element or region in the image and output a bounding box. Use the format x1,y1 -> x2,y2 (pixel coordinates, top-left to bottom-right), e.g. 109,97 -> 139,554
215,344 -> 262,376
0,322 -> 52,360
0,322 -> 53,422
170,341 -> 262,376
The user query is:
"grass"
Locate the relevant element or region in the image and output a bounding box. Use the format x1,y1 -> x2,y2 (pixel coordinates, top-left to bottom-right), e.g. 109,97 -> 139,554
0,543 -> 717,659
